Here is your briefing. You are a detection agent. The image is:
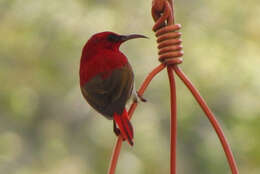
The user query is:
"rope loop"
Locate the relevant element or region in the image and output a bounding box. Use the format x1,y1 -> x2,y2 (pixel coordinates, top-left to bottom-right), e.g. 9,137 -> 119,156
152,0 -> 183,65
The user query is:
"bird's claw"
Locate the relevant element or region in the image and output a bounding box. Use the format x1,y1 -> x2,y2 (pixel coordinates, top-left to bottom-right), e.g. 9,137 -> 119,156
114,127 -> 121,137
113,121 -> 126,141
137,92 -> 147,102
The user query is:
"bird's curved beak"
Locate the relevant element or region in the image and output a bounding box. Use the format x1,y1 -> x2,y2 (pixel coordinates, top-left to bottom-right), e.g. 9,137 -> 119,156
120,34 -> 148,42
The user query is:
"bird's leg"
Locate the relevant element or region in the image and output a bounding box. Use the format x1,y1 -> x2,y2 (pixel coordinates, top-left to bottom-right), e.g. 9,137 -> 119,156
132,83 -> 147,102
133,90 -> 147,102
113,120 -> 125,141
113,120 -> 120,136
137,91 -> 147,102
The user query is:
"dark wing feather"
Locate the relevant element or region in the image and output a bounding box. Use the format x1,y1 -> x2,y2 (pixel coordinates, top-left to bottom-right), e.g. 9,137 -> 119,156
81,63 -> 134,119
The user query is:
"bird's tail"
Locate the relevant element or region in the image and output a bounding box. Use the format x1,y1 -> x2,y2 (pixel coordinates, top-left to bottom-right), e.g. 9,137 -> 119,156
113,109 -> 134,146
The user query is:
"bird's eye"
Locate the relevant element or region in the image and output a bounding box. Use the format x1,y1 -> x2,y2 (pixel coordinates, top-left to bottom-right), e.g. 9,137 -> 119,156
107,34 -> 121,42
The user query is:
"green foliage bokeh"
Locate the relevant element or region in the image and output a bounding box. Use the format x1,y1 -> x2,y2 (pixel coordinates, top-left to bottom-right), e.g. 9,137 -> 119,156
0,0 -> 259,173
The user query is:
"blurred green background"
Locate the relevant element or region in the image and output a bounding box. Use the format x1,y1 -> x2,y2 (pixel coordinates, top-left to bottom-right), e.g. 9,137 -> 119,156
0,0 -> 259,173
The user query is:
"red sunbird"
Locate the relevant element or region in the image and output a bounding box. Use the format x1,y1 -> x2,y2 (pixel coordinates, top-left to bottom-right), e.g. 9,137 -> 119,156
79,32 -> 147,146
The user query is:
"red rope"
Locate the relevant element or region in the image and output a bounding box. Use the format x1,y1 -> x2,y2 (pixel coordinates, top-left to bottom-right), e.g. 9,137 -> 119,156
174,66 -> 239,174
167,67 -> 177,174
152,1 -> 182,173
107,0 -> 239,174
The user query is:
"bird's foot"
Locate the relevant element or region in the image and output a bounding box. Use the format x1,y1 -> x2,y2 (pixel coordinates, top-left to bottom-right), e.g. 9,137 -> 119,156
133,91 -> 147,103
114,127 -> 121,137
113,120 -> 125,141
137,93 -> 147,102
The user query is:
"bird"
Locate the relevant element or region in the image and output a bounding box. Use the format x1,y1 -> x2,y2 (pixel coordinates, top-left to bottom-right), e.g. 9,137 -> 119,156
79,31 -> 147,146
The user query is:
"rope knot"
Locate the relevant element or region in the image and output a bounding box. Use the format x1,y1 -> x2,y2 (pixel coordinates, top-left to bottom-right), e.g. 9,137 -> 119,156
152,0 -> 166,14
152,0 -> 183,66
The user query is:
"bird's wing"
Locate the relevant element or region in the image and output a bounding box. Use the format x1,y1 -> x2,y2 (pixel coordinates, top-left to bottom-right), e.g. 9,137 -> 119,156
81,63 -> 134,119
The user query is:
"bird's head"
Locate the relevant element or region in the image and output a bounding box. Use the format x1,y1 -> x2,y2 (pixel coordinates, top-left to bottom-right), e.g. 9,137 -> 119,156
82,31 -> 147,57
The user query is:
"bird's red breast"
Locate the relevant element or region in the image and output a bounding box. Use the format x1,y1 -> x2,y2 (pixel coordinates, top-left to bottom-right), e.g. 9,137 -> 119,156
79,50 -> 128,87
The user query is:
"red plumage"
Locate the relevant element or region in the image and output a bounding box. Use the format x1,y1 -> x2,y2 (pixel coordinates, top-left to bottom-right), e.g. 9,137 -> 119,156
79,31 -> 146,146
